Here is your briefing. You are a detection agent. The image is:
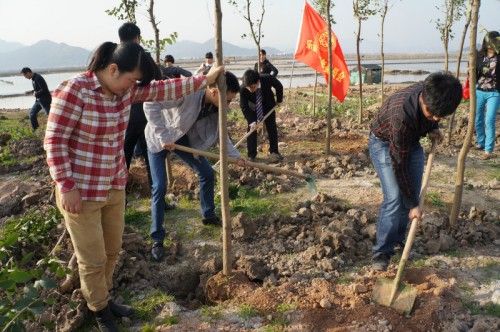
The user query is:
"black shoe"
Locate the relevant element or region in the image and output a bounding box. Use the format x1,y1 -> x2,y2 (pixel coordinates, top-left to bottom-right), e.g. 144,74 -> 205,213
269,152 -> 284,162
94,305 -> 119,332
151,242 -> 165,261
249,157 -> 256,162
372,253 -> 390,271
202,216 -> 222,227
109,300 -> 135,318
164,202 -> 176,211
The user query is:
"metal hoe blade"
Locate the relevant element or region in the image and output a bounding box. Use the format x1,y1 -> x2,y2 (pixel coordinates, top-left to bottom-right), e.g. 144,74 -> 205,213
305,176 -> 318,199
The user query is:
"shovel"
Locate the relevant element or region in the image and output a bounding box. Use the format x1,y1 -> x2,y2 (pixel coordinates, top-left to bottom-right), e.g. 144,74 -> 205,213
172,143 -> 318,199
371,139 -> 437,315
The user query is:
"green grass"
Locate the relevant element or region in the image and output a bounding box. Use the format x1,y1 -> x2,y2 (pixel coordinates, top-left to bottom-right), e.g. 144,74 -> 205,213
125,208 -> 151,237
425,191 -> 445,207
200,304 -> 224,322
465,302 -> 500,317
237,304 -> 260,319
276,302 -> 298,313
132,290 -> 175,321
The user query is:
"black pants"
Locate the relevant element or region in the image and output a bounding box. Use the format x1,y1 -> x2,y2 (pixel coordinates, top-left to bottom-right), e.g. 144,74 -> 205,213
246,110 -> 279,159
124,120 -> 153,187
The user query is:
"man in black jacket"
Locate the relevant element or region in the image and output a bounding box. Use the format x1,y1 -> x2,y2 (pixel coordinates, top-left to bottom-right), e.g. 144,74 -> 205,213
21,67 -> 51,131
254,49 -> 278,77
161,55 -> 192,79
240,69 -> 283,162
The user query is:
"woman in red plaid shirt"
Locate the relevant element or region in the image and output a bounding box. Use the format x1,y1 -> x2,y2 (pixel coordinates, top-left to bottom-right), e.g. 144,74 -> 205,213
44,41 -> 222,331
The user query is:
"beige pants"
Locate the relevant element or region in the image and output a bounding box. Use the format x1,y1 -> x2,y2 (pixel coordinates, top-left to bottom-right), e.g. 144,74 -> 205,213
56,187 -> 125,312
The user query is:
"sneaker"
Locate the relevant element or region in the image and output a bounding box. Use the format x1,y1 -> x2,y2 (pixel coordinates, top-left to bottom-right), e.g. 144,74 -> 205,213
94,305 -> 119,332
202,216 -> 222,227
268,152 -> 284,162
471,146 -> 484,151
151,242 -> 165,261
372,253 -> 390,271
249,157 -> 256,162
164,201 -> 176,211
481,152 -> 492,160
109,300 -> 135,318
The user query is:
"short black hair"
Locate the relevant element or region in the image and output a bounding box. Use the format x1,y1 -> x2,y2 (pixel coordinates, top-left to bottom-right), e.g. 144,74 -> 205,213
118,22 -> 141,42
164,55 -> 174,63
205,52 -> 213,59
241,69 -> 260,87
422,72 -> 462,118
260,49 -> 267,55
21,67 -> 32,74
225,71 -> 240,94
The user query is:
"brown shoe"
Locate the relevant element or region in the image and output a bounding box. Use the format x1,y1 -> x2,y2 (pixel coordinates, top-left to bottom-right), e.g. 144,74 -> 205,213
472,146 -> 484,151
481,153 -> 492,160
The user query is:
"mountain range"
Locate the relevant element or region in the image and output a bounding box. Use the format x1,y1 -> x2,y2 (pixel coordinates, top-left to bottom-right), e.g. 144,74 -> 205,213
0,39 -> 282,73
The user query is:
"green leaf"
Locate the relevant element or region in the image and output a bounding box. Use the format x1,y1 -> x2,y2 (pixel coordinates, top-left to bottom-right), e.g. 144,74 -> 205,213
28,300 -> 44,315
23,285 -> 39,299
13,297 -> 33,312
0,279 -> 16,290
44,296 -> 56,305
20,252 -> 35,265
3,232 -> 19,246
9,271 -> 33,283
34,278 -> 57,289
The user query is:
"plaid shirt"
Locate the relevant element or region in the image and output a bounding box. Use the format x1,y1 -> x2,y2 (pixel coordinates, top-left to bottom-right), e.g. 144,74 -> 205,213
44,72 -> 206,201
370,83 -> 438,208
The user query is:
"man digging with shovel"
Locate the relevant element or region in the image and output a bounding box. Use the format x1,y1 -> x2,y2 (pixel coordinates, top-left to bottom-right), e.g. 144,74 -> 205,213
369,72 -> 462,271
143,71 -> 246,261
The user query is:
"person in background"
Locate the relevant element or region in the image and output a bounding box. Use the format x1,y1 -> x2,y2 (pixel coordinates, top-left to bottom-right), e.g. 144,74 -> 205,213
254,49 -> 278,77
118,22 -> 175,210
369,72 -> 462,271
44,41 -> 222,331
240,69 -> 283,162
194,51 -> 214,75
472,30 -> 500,160
144,71 -> 245,261
21,67 -> 51,131
161,54 -> 192,79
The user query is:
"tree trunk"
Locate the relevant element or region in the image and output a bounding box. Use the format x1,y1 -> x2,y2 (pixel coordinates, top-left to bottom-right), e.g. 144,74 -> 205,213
447,0 -> 472,145
147,0 -> 161,63
380,2 -> 388,104
450,0 -> 480,226
325,0 -> 332,155
313,71 -> 318,117
213,0 -> 232,275
356,17 -> 363,124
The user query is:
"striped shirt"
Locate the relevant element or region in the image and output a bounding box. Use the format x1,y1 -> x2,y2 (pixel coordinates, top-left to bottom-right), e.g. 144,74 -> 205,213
44,71 -> 206,201
370,83 -> 438,208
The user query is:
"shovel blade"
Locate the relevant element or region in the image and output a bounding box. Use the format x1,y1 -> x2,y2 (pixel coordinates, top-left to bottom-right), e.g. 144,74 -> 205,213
371,278 -> 417,315
305,176 -> 319,199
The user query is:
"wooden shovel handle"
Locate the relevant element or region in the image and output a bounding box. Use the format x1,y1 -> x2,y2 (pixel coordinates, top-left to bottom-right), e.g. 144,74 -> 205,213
172,144 -> 309,180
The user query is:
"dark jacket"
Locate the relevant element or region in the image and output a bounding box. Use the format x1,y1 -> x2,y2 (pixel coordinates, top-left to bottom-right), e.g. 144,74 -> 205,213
254,59 -> 279,77
240,74 -> 283,124
161,66 -> 193,79
475,51 -> 499,92
32,73 -> 52,107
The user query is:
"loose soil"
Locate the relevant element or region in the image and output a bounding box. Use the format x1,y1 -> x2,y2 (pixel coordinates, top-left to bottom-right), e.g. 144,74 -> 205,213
1,83 -> 499,331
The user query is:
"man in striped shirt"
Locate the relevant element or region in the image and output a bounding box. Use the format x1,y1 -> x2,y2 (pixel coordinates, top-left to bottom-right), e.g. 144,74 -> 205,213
369,72 -> 461,271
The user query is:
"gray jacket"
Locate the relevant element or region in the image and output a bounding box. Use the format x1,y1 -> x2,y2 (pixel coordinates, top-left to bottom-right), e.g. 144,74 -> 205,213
144,89 -> 241,158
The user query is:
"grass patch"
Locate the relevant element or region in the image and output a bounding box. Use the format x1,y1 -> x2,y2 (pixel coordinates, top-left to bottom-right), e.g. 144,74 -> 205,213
237,304 -> 260,319
125,208 -> 151,237
133,290 -> 175,321
200,304 -> 224,322
276,302 -> 298,313
337,272 -> 354,285
425,191 -> 445,207
465,302 -> 500,317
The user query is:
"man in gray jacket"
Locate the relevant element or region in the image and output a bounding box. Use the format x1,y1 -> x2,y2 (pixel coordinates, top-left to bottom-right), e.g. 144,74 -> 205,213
144,71 -> 245,261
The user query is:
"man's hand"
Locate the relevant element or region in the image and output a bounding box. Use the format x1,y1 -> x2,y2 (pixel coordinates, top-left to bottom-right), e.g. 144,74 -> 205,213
61,189 -> 83,214
249,122 -> 257,132
409,206 -> 422,221
428,129 -> 443,144
162,141 -> 175,150
205,65 -> 225,85
236,157 -> 246,167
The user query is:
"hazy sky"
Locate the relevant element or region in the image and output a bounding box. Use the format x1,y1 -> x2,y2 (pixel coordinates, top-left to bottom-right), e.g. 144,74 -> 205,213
0,0 -> 498,54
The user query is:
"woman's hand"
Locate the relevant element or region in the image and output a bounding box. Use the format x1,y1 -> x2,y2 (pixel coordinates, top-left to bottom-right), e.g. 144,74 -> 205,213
61,189 -> 83,214
162,141 -> 175,150
237,157 -> 247,167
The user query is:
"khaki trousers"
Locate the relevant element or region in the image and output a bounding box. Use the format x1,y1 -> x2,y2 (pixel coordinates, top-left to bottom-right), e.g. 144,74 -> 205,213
56,187 -> 125,312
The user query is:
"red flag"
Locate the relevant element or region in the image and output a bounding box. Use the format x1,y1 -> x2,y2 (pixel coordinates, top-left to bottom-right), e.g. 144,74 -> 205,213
294,1 -> 349,102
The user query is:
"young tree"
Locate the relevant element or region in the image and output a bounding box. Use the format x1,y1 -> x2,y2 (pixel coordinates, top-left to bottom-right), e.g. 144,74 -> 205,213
435,0 -> 466,72
446,0 -> 473,145
353,0 -> 377,124
228,0 -> 266,71
450,0 -> 480,226
375,0 -> 398,103
105,0 -> 138,23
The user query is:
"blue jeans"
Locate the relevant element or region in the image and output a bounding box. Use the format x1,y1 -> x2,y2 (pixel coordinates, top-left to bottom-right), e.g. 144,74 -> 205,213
30,100 -> 50,130
475,89 -> 500,153
148,135 -> 215,243
369,133 -> 424,257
